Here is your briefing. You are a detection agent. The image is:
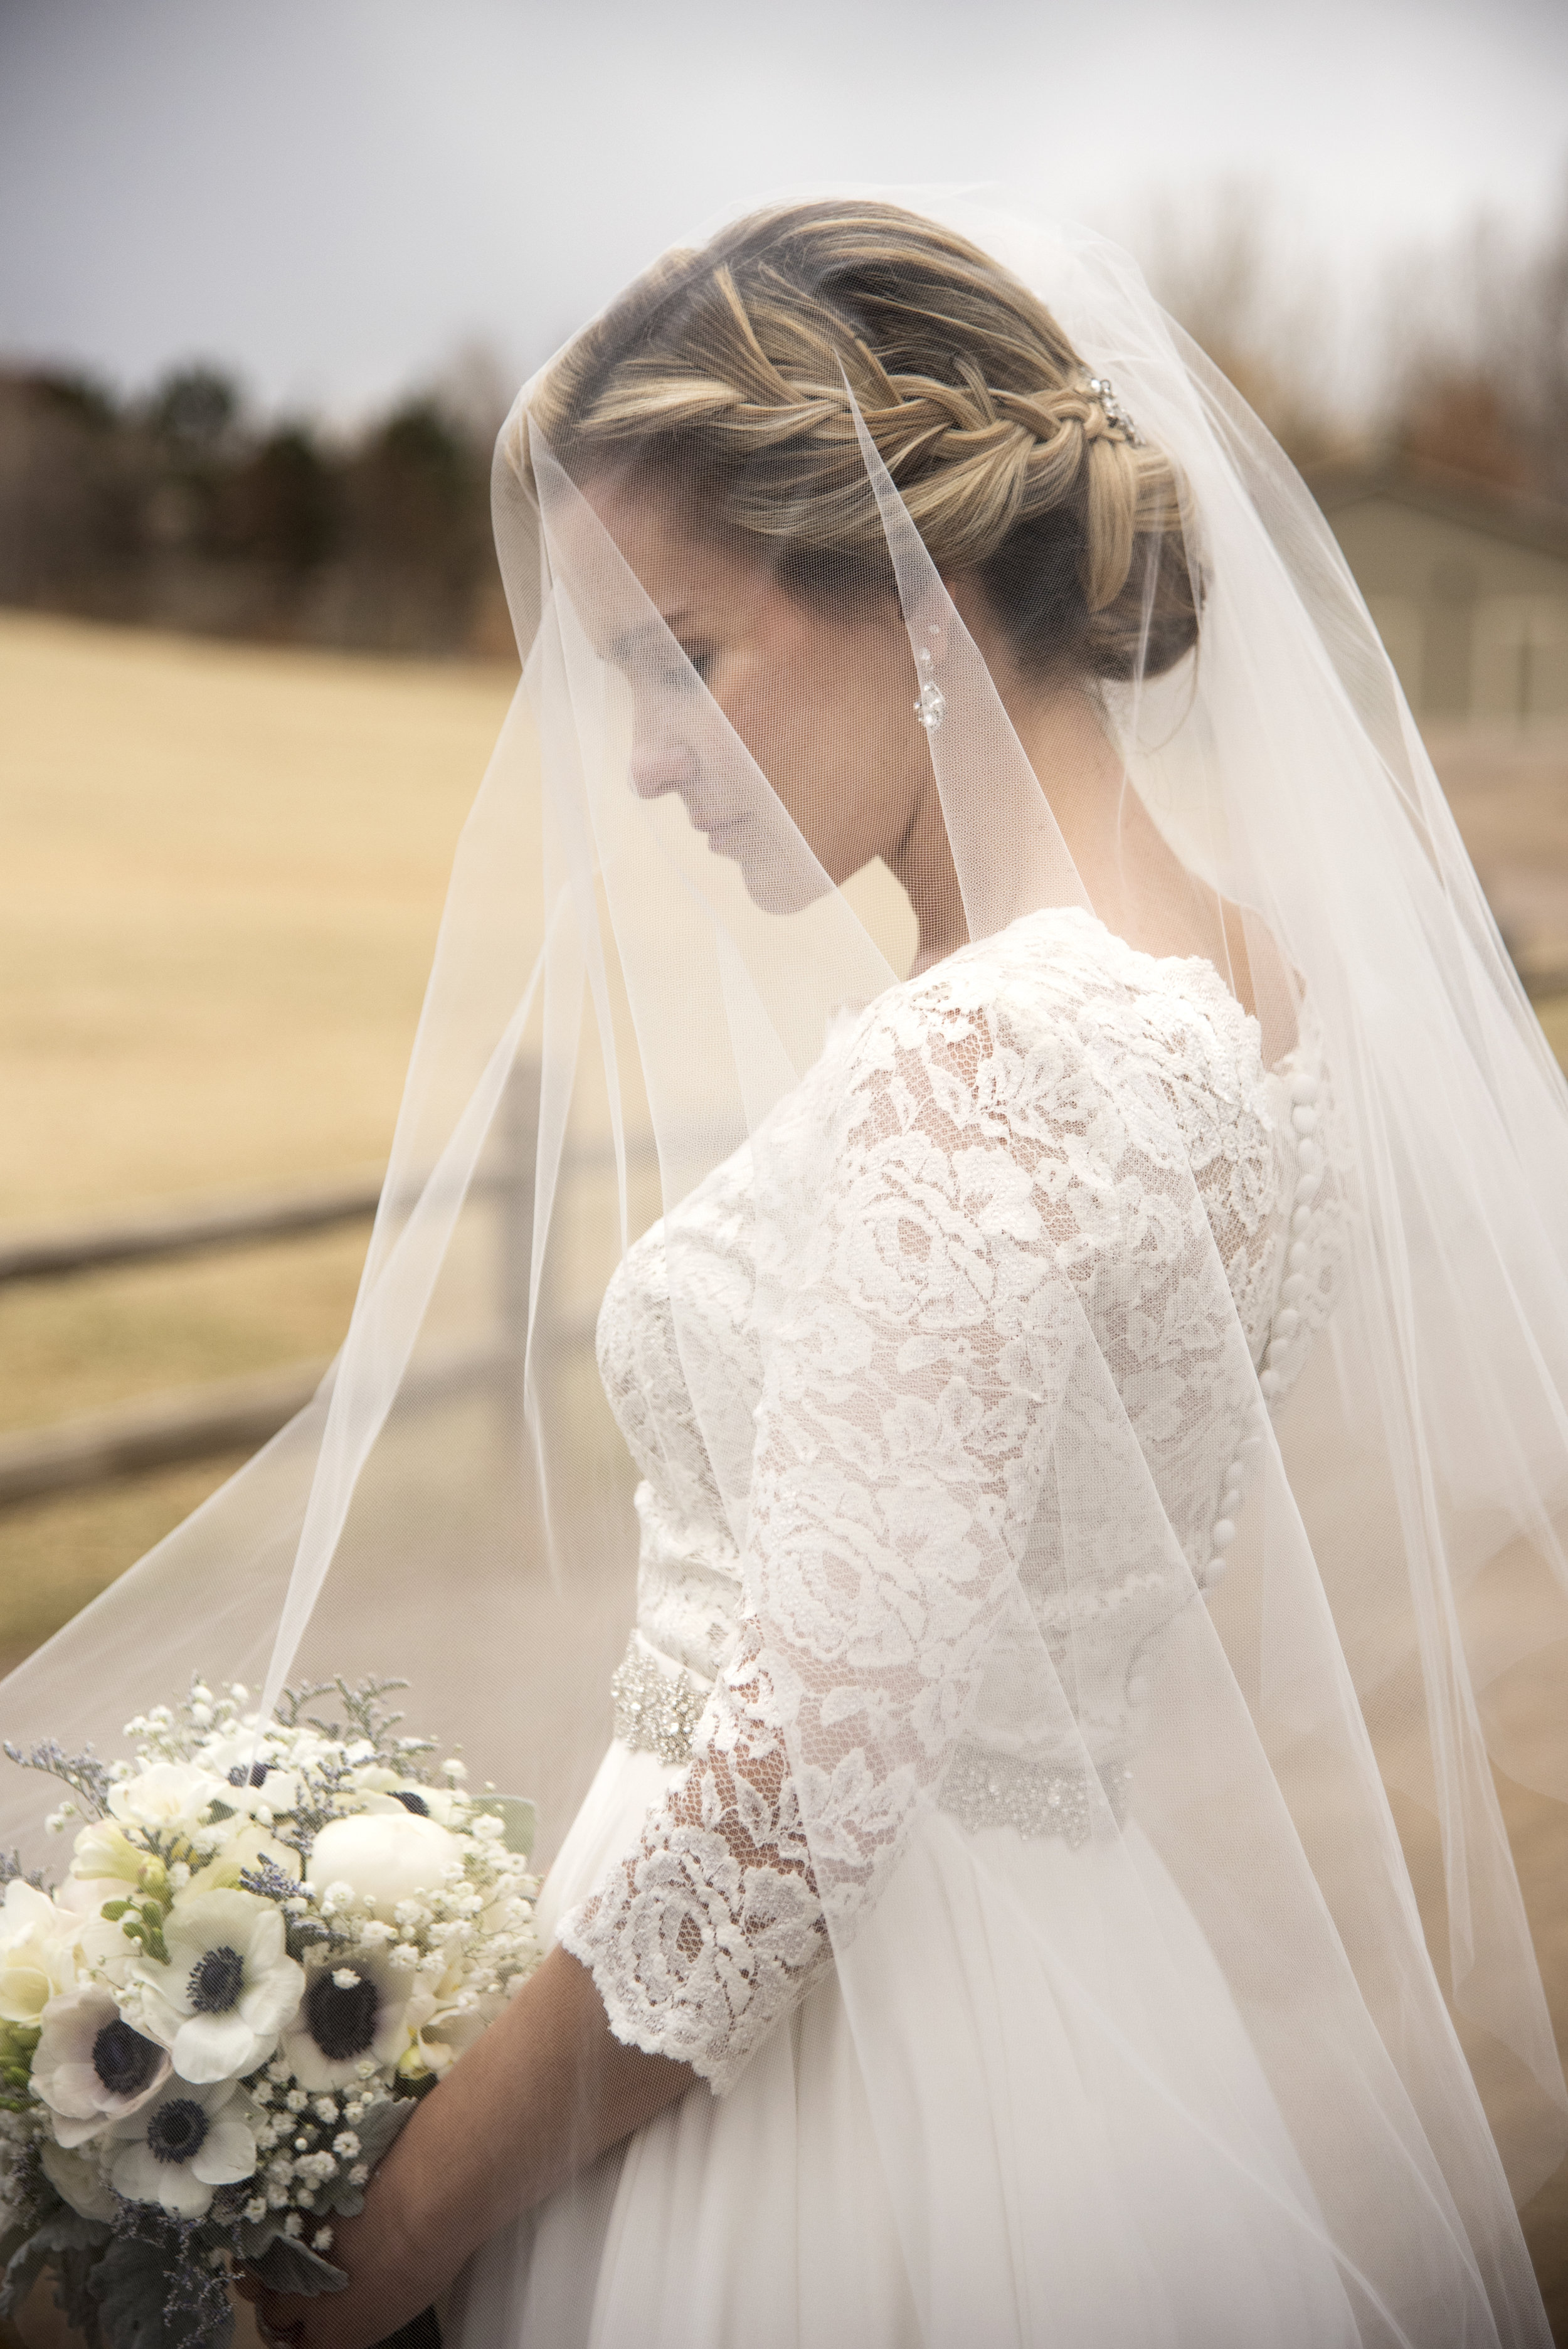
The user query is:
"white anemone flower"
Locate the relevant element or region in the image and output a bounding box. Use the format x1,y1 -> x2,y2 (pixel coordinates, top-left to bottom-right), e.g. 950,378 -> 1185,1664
349,1768 -> 465,1827
0,1881 -> 81,2025
33,1981 -> 171,2146
193,1730 -> 303,1818
280,1949 -> 434,2091
103,2072 -> 258,2218
135,1889 -> 304,2084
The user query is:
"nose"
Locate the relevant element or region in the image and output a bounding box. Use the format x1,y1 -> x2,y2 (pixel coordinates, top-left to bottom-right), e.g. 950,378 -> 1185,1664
628,742 -> 697,800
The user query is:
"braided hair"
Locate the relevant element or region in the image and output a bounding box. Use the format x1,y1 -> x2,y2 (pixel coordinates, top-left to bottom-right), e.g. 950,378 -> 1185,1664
531,199 -> 1199,684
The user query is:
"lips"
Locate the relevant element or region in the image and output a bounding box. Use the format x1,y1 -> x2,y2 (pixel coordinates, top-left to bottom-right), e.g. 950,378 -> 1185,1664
696,813 -> 747,853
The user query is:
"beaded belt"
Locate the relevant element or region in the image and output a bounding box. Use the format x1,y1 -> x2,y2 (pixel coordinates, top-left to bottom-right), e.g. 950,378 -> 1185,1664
938,1742 -> 1132,1848
611,1631 -> 1131,1848
610,1631 -> 712,1766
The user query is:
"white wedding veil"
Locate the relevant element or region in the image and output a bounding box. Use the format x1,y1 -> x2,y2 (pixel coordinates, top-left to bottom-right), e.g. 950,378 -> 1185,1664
4,190 -> 1566,2346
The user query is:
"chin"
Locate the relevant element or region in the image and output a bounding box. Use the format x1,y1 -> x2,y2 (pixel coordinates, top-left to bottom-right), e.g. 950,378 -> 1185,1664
725,836 -> 837,918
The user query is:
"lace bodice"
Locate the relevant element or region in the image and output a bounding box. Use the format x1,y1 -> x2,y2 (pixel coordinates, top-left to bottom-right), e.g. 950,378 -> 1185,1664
560,906 -> 1347,2092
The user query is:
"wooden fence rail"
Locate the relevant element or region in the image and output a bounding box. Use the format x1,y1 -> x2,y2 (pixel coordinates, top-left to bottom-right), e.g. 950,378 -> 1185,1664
0,1096 -> 656,1508
0,1167 -> 388,1286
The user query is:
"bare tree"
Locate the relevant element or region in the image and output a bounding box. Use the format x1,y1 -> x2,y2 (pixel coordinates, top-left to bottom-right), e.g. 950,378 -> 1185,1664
1382,171 -> 1568,501
1132,178 -> 1347,462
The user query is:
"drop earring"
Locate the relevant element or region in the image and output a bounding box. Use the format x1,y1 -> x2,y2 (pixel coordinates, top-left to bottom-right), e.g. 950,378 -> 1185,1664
914,647 -> 946,733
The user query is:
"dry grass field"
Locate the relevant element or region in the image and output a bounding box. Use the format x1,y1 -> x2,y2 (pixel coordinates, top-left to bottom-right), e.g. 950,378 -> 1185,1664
0,610 -> 515,1671
1,617 -> 1567,2335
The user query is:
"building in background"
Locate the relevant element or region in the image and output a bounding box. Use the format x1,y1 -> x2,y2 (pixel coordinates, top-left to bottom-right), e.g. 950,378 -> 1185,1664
1310,457 -> 1568,729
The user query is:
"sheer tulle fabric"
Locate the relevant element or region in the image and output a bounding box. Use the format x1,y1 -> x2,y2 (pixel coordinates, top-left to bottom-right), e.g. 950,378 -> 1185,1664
2,194 -> 1564,2346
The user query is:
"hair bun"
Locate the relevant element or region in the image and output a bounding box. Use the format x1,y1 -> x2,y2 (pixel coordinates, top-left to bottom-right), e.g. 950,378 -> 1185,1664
536,199 -> 1200,686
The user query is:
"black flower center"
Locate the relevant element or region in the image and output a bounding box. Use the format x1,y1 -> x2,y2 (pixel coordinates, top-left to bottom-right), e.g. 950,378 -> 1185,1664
305,1964 -> 380,2062
92,2017 -> 162,2101
188,1944 -> 246,2014
145,2095 -> 209,2166
228,1762 -> 270,1787
391,1790 -> 429,1816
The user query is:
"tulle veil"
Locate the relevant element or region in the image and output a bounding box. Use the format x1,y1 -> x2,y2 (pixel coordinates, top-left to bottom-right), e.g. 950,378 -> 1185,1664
3,188 -> 1566,2345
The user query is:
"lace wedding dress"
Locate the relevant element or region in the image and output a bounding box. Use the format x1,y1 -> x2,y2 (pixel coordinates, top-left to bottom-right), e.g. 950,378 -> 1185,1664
444,903 -> 1360,2348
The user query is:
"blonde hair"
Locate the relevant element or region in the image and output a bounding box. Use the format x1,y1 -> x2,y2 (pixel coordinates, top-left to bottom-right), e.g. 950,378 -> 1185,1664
532,200 -> 1199,683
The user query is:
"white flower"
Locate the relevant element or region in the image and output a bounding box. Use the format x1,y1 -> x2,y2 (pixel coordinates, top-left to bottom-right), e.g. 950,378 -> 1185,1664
40,2136 -> 118,2222
68,1820 -> 147,1889
0,1882 -> 80,2024
279,1948 -> 433,2091
103,2074 -> 258,2219
405,1991 -> 499,2081
107,1763 -> 230,1841
33,1982 -> 171,2146
135,1890 -> 304,2085
305,1813 -> 462,1925
52,1875 -> 141,1983
183,1819 -> 297,1899
193,1731 -> 304,1818
351,1774 -> 466,1827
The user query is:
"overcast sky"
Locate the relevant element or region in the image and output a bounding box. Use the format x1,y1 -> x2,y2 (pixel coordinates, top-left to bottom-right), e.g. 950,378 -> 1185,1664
2,0 -> 1564,425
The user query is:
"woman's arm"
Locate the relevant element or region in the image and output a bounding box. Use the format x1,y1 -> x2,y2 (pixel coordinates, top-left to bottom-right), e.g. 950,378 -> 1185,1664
246,1946 -> 694,2349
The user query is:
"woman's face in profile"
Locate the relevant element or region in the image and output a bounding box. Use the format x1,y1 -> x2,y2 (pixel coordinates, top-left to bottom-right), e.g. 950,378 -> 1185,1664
583,479 -> 928,907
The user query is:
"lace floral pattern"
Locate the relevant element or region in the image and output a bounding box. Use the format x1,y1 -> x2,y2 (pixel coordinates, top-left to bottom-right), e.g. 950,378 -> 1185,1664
561,908 -> 1348,2092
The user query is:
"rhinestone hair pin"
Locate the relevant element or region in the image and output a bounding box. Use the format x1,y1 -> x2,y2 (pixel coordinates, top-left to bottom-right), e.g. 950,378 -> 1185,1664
1086,376 -> 1143,445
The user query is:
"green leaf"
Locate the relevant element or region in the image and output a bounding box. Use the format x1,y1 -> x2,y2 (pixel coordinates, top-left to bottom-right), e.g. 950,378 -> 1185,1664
236,2215 -> 280,2263
0,2235 -> 50,2321
317,2176 -> 364,2218
351,2094 -> 419,2168
468,1793 -> 536,1860
53,2239 -> 109,2344
92,2234 -> 172,2349
33,2211 -> 113,2258
249,2234 -> 347,2298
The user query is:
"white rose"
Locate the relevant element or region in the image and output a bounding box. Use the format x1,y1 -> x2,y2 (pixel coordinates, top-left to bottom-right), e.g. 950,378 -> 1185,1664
305,1814 -> 462,1922
0,1882 -> 81,2025
107,1763 -> 230,1839
184,1821 -> 299,1899
40,2136 -> 119,2222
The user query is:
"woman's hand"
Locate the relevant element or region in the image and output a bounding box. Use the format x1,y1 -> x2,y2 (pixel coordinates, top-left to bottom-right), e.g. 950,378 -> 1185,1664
238,1944 -> 694,2349
236,2188 -> 431,2349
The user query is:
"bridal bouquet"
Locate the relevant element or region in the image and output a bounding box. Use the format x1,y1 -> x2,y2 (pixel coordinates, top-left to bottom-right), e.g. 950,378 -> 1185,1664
0,1678 -> 541,2347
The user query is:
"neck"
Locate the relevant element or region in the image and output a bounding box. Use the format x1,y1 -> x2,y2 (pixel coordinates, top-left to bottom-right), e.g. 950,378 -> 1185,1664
887,777 -> 968,975
887,677 -> 1143,977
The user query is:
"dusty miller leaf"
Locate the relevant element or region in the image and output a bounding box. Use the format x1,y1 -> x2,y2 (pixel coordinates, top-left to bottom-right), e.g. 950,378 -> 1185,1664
92,2234 -> 171,2349
249,2234 -> 347,2298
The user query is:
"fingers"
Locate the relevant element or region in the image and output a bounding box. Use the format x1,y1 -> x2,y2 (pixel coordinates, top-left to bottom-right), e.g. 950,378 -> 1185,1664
254,2292 -> 309,2348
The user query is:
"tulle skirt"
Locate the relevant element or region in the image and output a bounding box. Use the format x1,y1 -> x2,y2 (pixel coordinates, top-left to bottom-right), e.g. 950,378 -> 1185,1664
440,1736 -> 1364,2349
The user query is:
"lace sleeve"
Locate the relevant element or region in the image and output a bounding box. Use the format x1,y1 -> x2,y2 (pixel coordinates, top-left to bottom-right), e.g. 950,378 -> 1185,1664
558,973 -> 1135,2092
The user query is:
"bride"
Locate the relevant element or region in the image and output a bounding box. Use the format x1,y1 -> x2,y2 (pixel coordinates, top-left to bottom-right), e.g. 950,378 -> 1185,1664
10,196 -> 1568,2348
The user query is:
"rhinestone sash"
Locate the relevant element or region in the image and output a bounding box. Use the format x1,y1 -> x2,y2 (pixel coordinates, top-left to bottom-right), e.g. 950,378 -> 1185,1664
612,1631 -> 1132,1846
610,1632 -> 711,1767
938,1742 -> 1133,1848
